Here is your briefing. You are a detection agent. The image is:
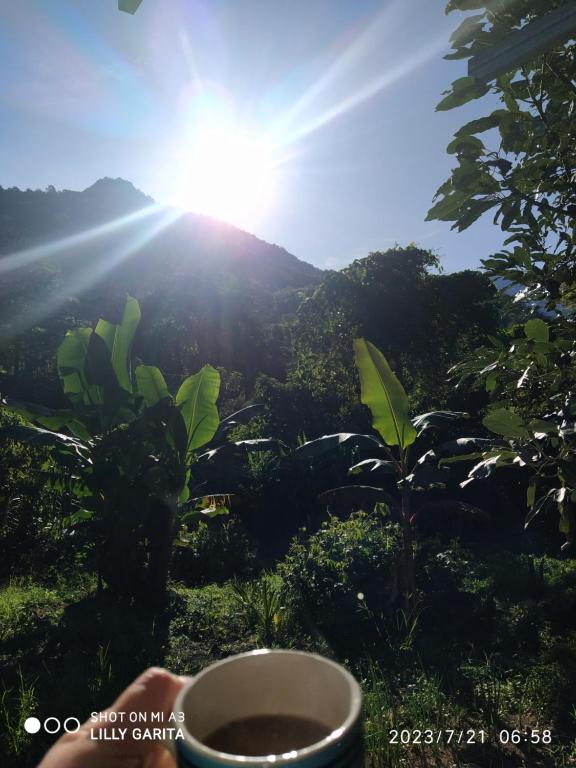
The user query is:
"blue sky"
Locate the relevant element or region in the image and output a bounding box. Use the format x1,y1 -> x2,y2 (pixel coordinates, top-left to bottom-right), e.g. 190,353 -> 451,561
0,0 -> 507,272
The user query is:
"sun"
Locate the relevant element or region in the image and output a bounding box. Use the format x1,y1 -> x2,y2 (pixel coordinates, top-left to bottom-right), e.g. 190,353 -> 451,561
176,124 -> 277,230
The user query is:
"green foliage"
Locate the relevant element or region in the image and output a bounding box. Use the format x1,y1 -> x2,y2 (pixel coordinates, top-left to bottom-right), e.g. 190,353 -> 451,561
431,1 -> 576,312
260,247 -> 500,442
135,364 -> 169,406
176,364 -> 221,455
231,573 -> 286,647
354,338 -> 416,449
362,663 -> 463,768
96,295 -> 141,392
166,582 -> 257,675
436,75 -> 489,111
431,0 -> 576,548
296,341 -> 483,602
279,512 -> 402,643
482,408 -> 530,439
0,580 -> 62,644
172,518 -> 255,585
0,668 -> 37,759
0,298 -> 234,607
449,309 -> 576,542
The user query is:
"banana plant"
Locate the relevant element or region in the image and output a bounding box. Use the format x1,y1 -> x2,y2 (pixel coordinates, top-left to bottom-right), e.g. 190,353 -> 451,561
294,339 -> 488,599
0,297 -> 255,607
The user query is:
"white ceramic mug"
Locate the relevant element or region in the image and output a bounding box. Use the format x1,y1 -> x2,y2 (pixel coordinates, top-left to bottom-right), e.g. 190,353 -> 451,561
167,649 -> 363,768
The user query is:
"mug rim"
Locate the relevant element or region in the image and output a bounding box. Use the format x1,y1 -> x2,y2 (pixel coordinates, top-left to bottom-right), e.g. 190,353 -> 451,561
172,649 -> 363,766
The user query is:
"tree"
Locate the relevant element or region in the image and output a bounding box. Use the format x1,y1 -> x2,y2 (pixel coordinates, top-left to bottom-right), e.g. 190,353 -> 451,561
266,246 -> 501,442
428,0 -> 576,311
428,0 -> 576,546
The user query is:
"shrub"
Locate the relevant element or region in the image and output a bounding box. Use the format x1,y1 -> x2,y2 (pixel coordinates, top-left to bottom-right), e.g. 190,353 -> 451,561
279,511 -> 402,644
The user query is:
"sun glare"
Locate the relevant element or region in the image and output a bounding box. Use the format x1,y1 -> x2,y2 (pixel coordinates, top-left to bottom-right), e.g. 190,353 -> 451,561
176,125 -> 277,230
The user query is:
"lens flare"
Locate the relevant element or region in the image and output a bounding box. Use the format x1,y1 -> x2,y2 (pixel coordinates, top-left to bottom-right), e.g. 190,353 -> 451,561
174,124 -> 277,231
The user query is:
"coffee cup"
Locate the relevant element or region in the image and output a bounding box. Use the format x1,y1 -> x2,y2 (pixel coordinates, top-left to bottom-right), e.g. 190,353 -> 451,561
167,649 -> 363,768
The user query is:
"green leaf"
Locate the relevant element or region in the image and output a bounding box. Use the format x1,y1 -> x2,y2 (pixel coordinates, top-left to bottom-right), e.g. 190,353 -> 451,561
446,0 -> 485,11
178,469 -> 191,505
84,331 -> 119,395
135,365 -> 170,407
456,199 -> 499,231
66,420 -> 93,441
7,400 -> 72,428
62,509 -> 95,527
294,433 -> 384,462
97,296 -> 141,393
426,191 -> 467,222
412,411 -> 469,435
211,404 -> 266,444
436,77 -> 489,111
461,450 -> 521,487
524,318 -> 549,343
176,365 -> 220,454
558,493 -> 574,538
57,328 -> 93,404
354,339 -> 416,449
404,466 -> 450,491
94,319 -> 116,353
6,400 -> 93,441
483,409 -> 530,438
444,48 -> 474,61
446,135 -> 484,156
559,461 -> 576,488
348,458 -> 397,477
528,419 -> 558,436
118,0 -> 143,14
455,111 -> 505,137
485,371 -> 498,393
0,425 -> 89,468
432,436 -> 496,459
525,488 -> 556,529
439,451 -> 485,466
449,14 -> 485,45
317,485 -> 396,510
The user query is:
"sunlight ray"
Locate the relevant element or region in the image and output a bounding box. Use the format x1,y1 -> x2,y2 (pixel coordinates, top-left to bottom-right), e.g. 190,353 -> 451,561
271,2 -> 401,138
278,36 -> 447,148
0,206 -> 182,341
0,204 -> 160,277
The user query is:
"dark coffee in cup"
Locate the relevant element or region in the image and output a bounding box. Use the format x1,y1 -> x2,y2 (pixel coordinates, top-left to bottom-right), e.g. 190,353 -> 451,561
203,714 -> 332,755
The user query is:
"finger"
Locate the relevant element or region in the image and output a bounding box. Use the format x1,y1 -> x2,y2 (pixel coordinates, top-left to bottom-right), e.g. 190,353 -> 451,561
99,668 -> 187,759
111,668 -> 186,720
39,669 -> 188,768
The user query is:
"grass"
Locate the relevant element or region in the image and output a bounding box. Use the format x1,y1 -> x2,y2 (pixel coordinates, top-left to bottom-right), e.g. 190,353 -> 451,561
2,550 -> 576,766
87,643 -> 114,697
165,581 -> 260,675
0,667 -> 37,759
0,579 -> 62,644
230,572 -> 287,647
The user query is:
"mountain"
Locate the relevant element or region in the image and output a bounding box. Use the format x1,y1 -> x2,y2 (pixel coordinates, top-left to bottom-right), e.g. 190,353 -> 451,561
0,179 -> 323,404
0,178 -> 322,292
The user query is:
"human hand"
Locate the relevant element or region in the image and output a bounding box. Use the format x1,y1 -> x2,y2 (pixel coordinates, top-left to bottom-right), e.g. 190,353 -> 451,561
38,667 -> 188,768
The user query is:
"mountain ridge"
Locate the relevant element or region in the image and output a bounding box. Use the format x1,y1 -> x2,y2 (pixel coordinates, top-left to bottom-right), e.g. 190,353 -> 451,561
0,177 -> 322,292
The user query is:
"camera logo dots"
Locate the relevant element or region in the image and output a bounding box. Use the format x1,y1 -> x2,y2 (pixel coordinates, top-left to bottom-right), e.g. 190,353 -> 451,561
24,716 -> 81,735
24,717 -> 41,734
